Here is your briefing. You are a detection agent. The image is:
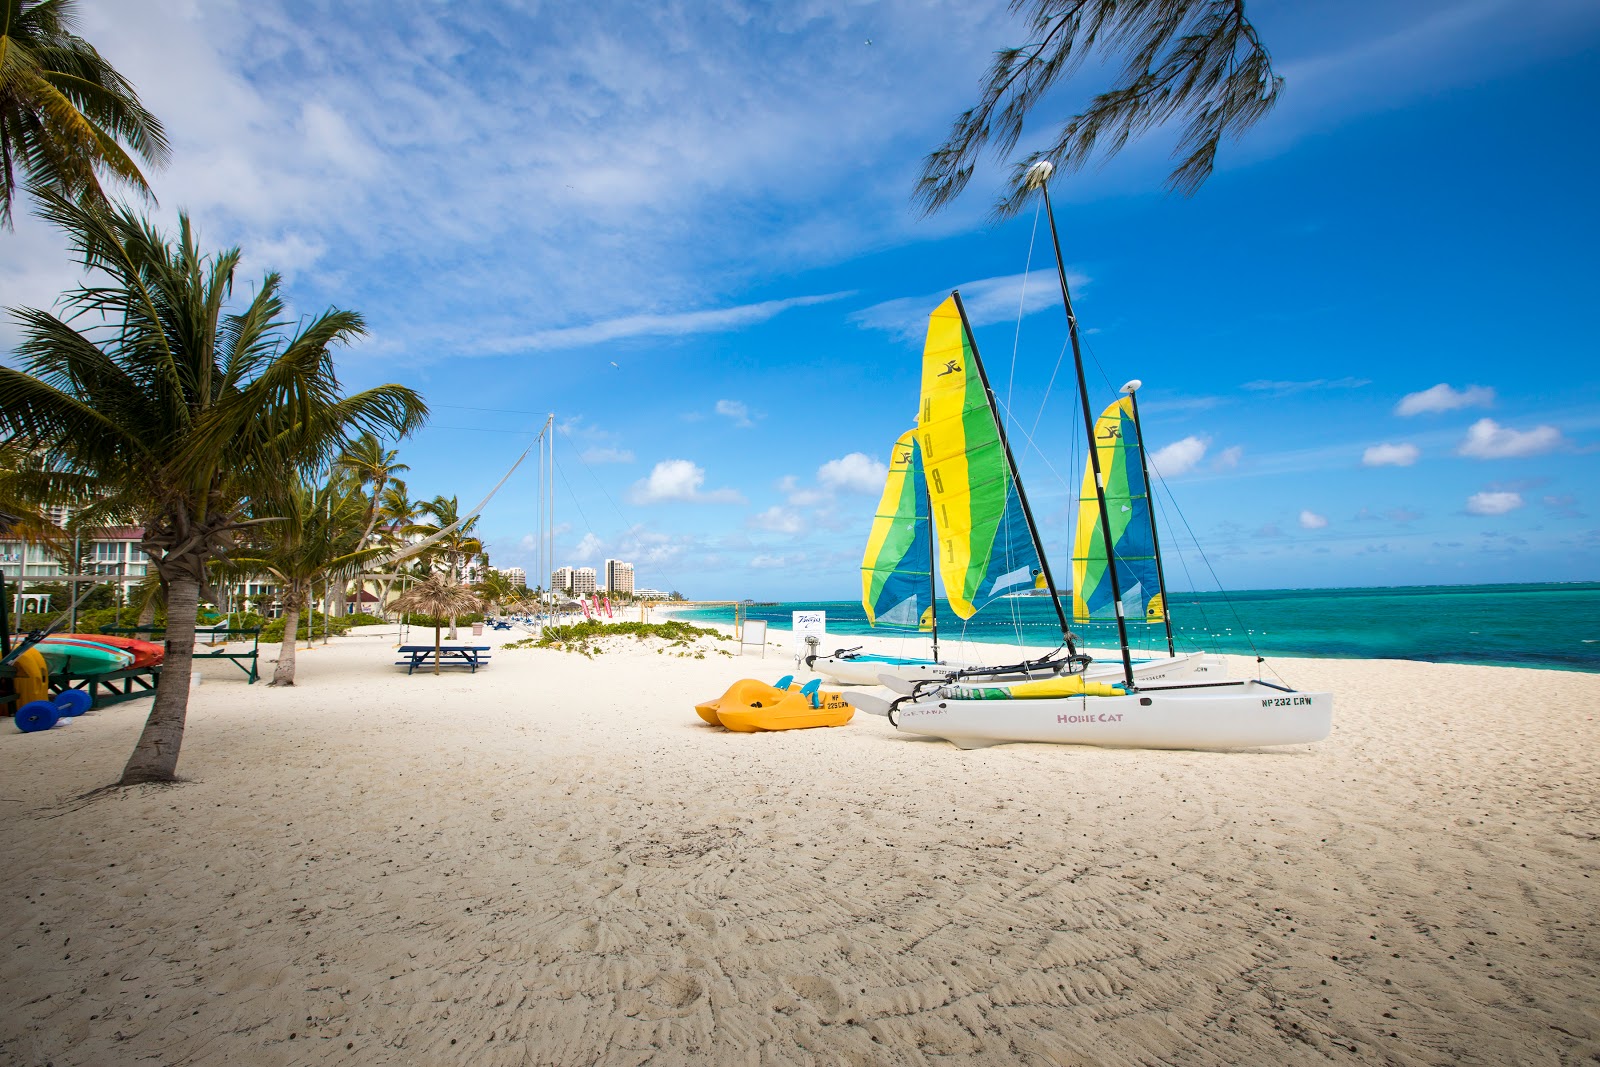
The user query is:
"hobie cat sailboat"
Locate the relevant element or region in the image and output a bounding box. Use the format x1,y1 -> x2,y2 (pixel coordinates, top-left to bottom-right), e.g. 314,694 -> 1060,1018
847,162 -> 1331,750
817,301 -> 1217,689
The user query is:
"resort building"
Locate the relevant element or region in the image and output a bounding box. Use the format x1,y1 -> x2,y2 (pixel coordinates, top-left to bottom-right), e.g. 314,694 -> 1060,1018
634,588 -> 674,600
571,567 -> 597,596
603,559 -> 634,595
551,567 -> 573,594
1,525 -> 153,614
502,566 -> 526,588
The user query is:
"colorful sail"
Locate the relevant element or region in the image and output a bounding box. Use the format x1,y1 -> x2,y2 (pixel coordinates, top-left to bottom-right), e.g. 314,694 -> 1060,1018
861,430 -> 934,629
918,294 -> 1046,619
1071,395 -> 1164,624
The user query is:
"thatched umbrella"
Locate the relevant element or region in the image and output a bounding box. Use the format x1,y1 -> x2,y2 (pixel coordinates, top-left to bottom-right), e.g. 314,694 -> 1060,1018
390,574 -> 483,675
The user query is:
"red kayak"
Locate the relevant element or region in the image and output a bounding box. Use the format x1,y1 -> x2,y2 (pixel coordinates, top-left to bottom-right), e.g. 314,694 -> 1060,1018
57,633 -> 165,668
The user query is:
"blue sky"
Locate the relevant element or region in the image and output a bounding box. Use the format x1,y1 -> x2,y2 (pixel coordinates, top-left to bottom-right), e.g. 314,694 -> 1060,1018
4,0 -> 1599,598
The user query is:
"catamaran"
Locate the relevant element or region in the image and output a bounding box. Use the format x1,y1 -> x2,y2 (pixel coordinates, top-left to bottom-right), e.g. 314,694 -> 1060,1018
843,162 -> 1331,750
812,317 -> 1220,688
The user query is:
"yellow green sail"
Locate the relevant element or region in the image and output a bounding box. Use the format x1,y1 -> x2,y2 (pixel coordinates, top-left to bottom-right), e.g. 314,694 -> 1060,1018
918,294 -> 1046,619
1071,395 -> 1164,624
861,429 -> 934,629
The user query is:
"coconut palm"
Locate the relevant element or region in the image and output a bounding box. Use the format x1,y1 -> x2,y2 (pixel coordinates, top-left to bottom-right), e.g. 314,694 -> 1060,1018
407,495 -> 482,638
232,471 -> 385,686
390,572 -> 482,675
0,191 -> 427,784
332,432 -> 408,614
916,0 -> 1281,217
0,0 -> 169,227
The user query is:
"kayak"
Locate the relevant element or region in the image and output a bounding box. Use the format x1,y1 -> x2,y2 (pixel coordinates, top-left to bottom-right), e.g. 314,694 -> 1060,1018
56,633 -> 164,668
34,636 -> 135,674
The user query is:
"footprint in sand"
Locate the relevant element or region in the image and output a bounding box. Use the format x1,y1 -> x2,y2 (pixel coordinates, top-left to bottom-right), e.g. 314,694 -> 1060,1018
654,974 -> 706,1012
786,975 -> 843,1019
682,910 -> 718,938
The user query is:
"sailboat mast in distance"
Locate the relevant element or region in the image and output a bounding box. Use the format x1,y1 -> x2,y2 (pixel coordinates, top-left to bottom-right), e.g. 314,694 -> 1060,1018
1029,159 -> 1135,687
1123,381 -> 1176,656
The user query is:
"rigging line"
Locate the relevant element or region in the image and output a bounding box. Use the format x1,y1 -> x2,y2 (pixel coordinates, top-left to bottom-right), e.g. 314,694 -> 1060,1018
373,418 -> 552,570
433,403 -> 552,416
1006,198 -> 1044,435
425,425 -> 549,434
553,423 -> 688,595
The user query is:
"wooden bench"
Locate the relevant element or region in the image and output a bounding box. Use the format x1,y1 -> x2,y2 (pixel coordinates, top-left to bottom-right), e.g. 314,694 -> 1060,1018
104,625 -> 262,684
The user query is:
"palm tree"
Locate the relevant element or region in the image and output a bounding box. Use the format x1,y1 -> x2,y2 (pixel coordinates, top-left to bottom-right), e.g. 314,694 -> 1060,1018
233,471 -> 387,686
407,495 -> 482,638
0,191 -> 427,784
916,0 -> 1281,217
0,0 -> 169,227
332,433 -> 408,615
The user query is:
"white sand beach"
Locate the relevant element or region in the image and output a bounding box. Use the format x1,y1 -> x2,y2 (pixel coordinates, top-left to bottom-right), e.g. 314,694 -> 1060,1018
1,621 -> 1597,1065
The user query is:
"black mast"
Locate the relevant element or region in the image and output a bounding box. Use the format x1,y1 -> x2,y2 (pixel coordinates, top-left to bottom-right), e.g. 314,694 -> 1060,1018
948,291 -> 1078,654
1031,164 -> 1135,687
1123,381 -> 1175,656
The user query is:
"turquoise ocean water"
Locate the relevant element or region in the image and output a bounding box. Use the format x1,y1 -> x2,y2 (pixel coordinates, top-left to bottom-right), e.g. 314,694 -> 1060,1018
672,582 -> 1600,673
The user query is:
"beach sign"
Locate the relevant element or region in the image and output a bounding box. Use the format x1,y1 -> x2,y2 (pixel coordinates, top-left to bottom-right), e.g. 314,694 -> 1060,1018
793,610 -> 825,664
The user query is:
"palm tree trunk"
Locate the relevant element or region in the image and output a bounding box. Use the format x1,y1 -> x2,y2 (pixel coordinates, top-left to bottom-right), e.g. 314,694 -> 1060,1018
272,585 -> 303,686
120,576 -> 199,784
137,592 -> 157,628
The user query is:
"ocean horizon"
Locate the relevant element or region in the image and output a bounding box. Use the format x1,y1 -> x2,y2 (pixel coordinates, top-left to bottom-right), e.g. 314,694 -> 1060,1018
671,580 -> 1600,674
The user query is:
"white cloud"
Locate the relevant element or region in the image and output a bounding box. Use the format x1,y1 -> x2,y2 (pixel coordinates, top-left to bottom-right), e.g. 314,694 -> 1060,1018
749,553 -> 805,570
580,447 -> 635,464
1149,436 -> 1207,478
1456,418 -> 1563,459
478,294 -> 850,355
1362,442 -> 1420,467
748,506 -> 804,534
1299,510 -> 1328,529
715,399 -> 755,428
1242,378 -> 1369,396
1466,491 -> 1523,516
850,269 -> 1089,342
776,475 -> 830,507
1395,382 -> 1495,416
817,452 -> 887,494
1213,445 -> 1243,470
629,459 -> 744,504
573,532 -> 603,561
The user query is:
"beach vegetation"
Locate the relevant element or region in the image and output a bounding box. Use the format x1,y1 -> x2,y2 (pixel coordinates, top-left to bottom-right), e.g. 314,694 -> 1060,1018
532,618 -> 726,657
0,192 -> 427,784
0,0 -> 170,227
916,0 -> 1281,217
230,470 -> 396,685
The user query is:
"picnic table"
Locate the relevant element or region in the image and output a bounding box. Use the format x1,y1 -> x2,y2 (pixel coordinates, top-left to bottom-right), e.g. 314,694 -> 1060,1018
395,645 -> 493,674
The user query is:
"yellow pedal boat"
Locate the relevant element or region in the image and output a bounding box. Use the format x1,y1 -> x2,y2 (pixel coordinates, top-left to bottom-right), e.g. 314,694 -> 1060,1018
695,677 -> 854,732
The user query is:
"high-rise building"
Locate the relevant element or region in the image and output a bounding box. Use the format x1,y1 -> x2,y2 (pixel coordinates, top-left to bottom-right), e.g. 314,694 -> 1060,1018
603,559 -> 634,594
502,566 -> 526,588
571,567 -> 597,595
551,566 -> 573,594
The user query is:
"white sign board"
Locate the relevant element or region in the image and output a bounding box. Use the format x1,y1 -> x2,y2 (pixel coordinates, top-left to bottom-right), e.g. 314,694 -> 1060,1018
739,619 -> 768,657
792,610 -> 826,638
792,610 -> 826,665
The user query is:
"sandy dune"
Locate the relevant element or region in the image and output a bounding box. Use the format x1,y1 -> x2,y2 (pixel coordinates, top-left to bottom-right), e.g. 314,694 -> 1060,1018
1,622 -> 1596,1065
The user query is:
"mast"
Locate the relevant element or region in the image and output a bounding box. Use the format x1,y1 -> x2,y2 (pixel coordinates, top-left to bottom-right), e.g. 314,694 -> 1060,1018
1122,380 -> 1175,656
923,456 -> 940,662
949,291 -> 1077,654
1029,161 -> 1135,687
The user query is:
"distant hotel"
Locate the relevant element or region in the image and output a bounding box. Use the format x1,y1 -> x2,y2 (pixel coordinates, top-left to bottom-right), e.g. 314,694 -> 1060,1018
501,566 -> 526,588
604,559 -> 634,594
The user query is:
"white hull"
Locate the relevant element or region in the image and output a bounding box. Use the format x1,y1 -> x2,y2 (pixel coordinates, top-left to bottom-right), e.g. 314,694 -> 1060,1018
811,655 -> 974,686
887,681 -> 1332,750
877,650 -> 1224,693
